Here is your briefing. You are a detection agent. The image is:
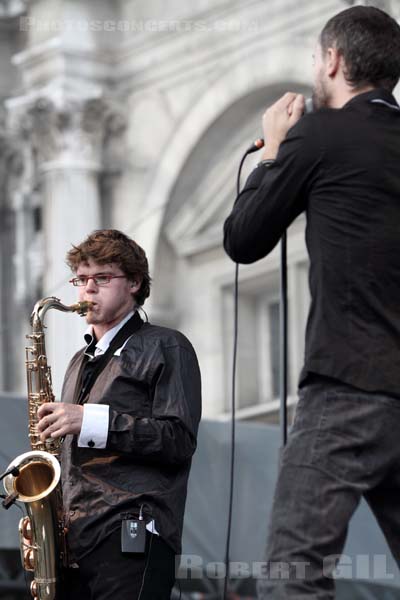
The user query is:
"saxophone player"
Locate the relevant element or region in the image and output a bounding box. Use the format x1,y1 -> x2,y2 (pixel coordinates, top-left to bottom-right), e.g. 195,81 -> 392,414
37,229 -> 202,600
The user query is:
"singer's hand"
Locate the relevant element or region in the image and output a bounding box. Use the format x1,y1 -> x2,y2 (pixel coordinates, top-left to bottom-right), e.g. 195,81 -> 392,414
37,402 -> 84,440
261,92 -> 305,160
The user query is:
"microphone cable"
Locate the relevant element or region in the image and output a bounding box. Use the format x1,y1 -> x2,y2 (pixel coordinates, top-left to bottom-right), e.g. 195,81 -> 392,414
223,141 -> 260,600
223,103 -> 312,597
223,261 -> 238,600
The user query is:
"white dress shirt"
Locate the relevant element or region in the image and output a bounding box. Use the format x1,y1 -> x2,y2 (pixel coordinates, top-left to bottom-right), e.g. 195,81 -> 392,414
78,310 -> 134,449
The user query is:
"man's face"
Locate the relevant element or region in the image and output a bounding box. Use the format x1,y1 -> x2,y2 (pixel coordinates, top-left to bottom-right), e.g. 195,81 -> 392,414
312,42 -> 332,110
75,259 -> 136,331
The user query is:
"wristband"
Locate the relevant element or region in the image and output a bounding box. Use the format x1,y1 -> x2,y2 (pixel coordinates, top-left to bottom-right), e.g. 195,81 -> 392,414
256,159 -> 276,168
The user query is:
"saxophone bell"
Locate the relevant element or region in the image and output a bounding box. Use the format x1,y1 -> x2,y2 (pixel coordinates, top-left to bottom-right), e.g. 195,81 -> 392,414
3,451 -> 63,599
3,296 -> 91,600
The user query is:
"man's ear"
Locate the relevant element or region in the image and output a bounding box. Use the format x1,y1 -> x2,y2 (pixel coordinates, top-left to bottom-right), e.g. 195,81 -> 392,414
130,278 -> 142,294
326,47 -> 341,78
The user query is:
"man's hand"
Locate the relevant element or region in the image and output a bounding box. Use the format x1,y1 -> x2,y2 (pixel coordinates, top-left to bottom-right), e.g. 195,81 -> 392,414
261,92 -> 305,160
37,403 -> 84,441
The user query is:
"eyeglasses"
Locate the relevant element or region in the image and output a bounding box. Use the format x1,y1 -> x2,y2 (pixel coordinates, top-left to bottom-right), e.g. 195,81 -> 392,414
69,275 -> 127,287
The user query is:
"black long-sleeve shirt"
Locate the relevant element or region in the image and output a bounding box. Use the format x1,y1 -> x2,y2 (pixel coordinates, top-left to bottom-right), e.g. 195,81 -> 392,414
224,88 -> 400,396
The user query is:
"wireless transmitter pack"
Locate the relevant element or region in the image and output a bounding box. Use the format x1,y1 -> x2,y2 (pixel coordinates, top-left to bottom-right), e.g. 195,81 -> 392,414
121,508 -> 146,553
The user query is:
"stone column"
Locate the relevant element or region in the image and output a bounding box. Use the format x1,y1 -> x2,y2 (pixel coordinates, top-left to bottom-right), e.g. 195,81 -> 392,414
0,111 -> 33,393
8,96 -> 116,396
0,126 -> 15,390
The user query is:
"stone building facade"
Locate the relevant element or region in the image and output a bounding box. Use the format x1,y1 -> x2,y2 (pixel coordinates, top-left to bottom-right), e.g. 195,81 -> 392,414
0,0 -> 398,421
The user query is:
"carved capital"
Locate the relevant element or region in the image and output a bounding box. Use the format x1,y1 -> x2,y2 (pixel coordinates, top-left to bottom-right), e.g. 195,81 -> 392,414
10,96 -> 128,172
0,121 -> 25,207
21,97 -> 106,170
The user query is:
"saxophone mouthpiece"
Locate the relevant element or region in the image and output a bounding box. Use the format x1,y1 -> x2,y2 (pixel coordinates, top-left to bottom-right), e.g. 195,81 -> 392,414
74,301 -> 94,316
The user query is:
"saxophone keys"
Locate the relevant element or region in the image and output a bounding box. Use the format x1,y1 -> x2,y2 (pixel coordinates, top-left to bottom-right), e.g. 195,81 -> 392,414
21,516 -> 33,540
24,547 -> 36,571
30,579 -> 39,599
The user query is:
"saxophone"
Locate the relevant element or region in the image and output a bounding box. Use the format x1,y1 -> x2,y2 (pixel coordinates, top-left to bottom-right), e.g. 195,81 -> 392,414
3,297 -> 92,600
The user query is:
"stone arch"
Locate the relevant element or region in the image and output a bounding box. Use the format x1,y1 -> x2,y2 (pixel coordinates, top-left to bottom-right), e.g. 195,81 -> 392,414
144,47 -> 314,413
135,42 -> 314,271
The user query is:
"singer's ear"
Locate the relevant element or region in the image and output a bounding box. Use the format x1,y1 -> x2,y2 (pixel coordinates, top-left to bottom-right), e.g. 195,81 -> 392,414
326,47 -> 341,78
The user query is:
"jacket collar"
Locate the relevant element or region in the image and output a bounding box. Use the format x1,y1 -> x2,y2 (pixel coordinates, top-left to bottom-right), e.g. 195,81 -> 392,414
343,88 -> 399,110
84,309 -> 135,357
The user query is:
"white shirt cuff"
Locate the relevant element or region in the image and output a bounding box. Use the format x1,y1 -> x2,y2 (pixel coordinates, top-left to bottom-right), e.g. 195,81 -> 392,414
78,404 -> 110,449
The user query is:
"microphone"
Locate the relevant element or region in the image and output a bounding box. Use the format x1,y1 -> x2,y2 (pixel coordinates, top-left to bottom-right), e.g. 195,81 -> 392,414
246,97 -> 314,154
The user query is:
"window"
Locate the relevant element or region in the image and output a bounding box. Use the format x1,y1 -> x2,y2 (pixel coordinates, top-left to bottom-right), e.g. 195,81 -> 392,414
222,262 -> 309,415
222,272 -> 286,411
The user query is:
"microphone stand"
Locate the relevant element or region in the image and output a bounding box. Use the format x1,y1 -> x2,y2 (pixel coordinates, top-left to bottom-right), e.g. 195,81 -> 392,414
280,233 -> 288,447
239,140 -> 290,446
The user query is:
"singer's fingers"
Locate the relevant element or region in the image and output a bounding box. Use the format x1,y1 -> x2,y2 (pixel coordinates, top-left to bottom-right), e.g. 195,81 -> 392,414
263,92 -> 296,118
260,92 -> 304,160
278,92 -> 298,112
289,94 -> 305,121
280,91 -> 297,104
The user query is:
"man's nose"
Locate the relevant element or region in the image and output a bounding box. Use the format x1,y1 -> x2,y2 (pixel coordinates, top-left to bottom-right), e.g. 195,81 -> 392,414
84,277 -> 98,292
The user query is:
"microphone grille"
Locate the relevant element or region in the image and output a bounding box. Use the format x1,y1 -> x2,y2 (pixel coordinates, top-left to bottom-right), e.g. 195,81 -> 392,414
305,97 -> 314,114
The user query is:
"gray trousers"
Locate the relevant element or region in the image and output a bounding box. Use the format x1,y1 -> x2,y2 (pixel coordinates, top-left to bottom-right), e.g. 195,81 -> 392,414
257,377 -> 400,599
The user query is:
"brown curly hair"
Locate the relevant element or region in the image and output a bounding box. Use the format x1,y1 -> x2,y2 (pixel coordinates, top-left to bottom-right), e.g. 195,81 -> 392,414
66,229 -> 151,306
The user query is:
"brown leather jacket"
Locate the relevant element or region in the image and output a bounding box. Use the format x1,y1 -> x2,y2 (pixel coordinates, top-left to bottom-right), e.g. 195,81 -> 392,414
60,317 -> 202,561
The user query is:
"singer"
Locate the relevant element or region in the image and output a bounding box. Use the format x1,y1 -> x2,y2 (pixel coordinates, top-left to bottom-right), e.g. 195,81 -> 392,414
224,6 -> 400,599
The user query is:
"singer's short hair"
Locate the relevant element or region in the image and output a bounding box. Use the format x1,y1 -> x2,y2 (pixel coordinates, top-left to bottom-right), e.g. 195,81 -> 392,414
320,5 -> 400,92
66,229 -> 151,306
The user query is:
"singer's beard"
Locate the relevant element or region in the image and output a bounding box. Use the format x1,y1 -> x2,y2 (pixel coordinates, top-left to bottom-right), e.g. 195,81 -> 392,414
312,72 -> 331,110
